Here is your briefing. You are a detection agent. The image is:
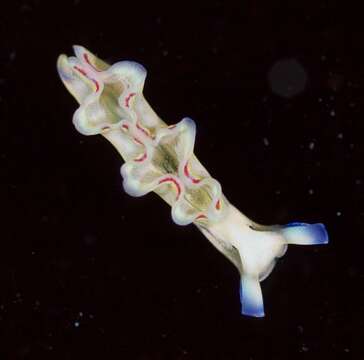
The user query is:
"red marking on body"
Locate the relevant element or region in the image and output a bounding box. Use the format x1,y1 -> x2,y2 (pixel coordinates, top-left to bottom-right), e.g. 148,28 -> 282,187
158,177 -> 181,200
196,214 -> 207,220
136,121 -> 151,138
133,137 -> 143,145
183,163 -> 200,184
74,66 -> 99,92
125,92 -> 136,108
122,124 -> 129,130
74,66 -> 87,76
134,152 -> 147,162
92,79 -> 100,92
215,199 -> 221,210
83,53 -> 101,72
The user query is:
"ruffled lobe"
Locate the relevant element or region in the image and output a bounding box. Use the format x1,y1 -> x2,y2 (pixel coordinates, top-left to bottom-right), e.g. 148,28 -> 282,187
120,117 -> 225,225
57,46 -> 147,135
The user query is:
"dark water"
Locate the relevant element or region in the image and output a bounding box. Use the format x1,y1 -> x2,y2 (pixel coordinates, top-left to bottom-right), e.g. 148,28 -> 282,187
1,1 -> 363,359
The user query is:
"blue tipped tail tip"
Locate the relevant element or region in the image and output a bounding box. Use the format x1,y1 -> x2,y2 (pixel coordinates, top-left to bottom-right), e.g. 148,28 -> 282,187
239,279 -> 265,318
241,304 -> 265,318
312,223 -> 329,244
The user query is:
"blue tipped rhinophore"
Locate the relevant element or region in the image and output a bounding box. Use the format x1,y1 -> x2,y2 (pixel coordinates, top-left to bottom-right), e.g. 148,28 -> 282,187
282,222 -> 329,245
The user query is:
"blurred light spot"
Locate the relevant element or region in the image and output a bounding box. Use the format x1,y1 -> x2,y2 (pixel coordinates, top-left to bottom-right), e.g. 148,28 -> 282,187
268,58 -> 307,98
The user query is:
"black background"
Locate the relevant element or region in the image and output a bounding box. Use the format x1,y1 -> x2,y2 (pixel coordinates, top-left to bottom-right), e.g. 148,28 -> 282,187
1,0 -> 363,359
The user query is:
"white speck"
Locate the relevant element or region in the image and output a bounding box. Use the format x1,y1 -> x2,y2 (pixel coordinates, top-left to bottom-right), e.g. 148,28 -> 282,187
300,344 -> 309,352
79,312 -> 83,317
349,143 -> 354,149
31,251 -> 35,255
308,142 -> 315,150
263,137 -> 269,146
162,50 -> 168,56
318,97 -> 323,102
344,348 -> 350,353
336,211 -> 342,217
337,133 -> 343,139
308,189 -> 314,195
349,102 -> 356,108
355,179 -> 362,185
329,95 -> 335,101
330,110 -> 336,117
74,321 -> 80,327
275,189 -> 281,195
321,55 -> 327,61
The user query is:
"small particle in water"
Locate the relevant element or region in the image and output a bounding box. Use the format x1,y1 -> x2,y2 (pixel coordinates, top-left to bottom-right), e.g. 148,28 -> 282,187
79,312 -> 83,317
308,142 -> 315,150
330,110 -> 336,117
337,133 -> 343,139
263,137 -> 269,146
318,97 -> 323,102
300,345 -> 309,352
355,179 -> 362,185
336,211 -> 342,217
74,321 -> 80,328
308,189 -> 314,195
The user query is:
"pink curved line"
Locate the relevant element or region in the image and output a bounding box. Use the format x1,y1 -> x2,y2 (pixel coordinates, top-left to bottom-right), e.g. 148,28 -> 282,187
136,122 -> 150,136
83,53 -> 101,72
134,152 -> 147,162
158,177 -> 181,200
133,137 -> 143,145
73,66 -> 100,92
183,163 -> 200,184
125,93 -> 136,108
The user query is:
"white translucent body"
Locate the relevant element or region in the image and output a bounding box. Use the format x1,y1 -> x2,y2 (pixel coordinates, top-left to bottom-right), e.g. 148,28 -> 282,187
57,46 -> 328,317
